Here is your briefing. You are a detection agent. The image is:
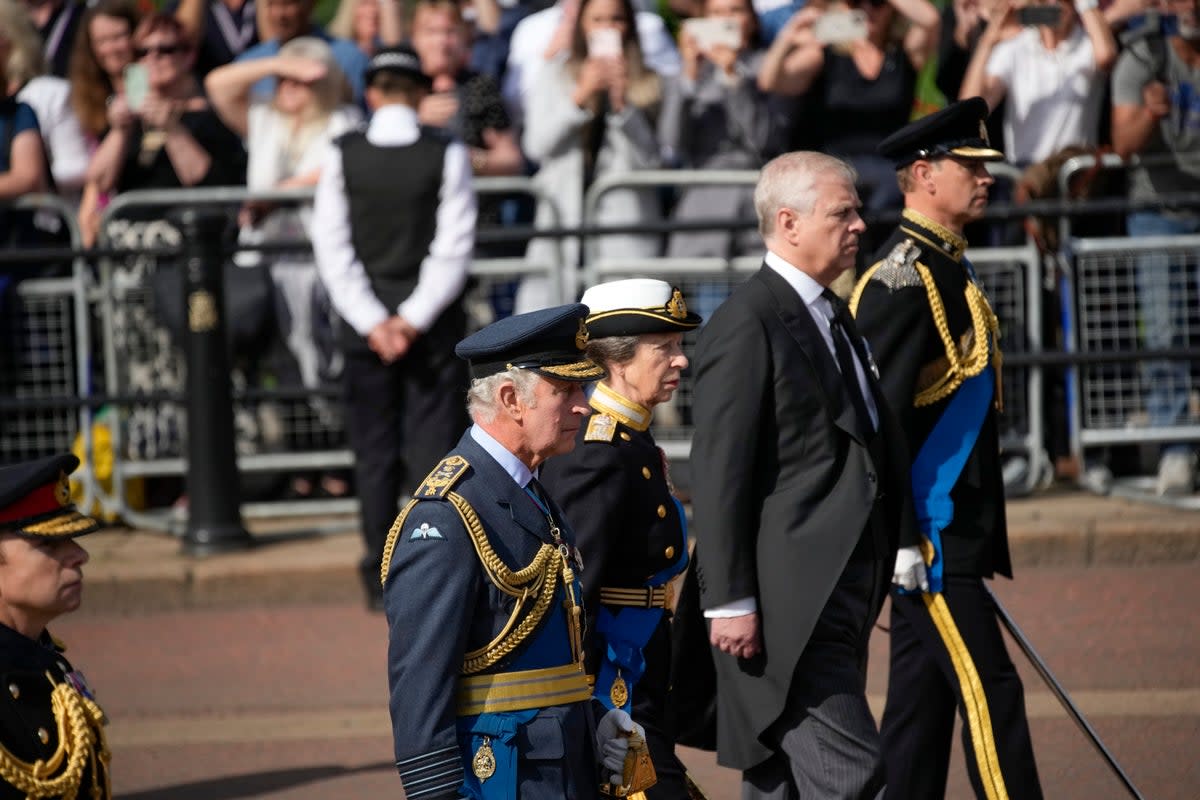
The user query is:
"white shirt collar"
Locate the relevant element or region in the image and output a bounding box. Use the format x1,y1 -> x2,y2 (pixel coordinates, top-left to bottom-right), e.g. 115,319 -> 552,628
764,249 -> 829,313
366,103 -> 419,146
470,424 -> 535,488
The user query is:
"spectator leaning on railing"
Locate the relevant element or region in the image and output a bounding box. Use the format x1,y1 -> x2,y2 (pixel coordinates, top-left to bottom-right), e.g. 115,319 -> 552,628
1110,0 -> 1200,495
659,0 -> 788,268
519,0 -> 664,313
68,0 -> 142,246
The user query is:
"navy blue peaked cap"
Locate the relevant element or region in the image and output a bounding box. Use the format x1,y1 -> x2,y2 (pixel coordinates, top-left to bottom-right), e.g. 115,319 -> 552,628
877,97 -> 1005,168
365,44 -> 432,89
455,303 -> 607,382
0,453 -> 99,538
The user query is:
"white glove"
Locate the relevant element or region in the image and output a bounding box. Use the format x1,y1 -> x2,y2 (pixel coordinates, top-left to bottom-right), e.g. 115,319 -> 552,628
892,545 -> 930,592
595,708 -> 644,785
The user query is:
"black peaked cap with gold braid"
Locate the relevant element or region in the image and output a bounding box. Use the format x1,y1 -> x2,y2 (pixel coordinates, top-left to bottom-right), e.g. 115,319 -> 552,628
455,302 -> 606,382
0,453 -> 99,538
877,96 -> 1005,169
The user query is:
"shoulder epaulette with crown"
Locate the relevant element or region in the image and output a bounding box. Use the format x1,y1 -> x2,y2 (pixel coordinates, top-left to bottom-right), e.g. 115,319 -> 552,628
414,455 -> 470,499
584,413 -> 618,443
872,238 -> 923,291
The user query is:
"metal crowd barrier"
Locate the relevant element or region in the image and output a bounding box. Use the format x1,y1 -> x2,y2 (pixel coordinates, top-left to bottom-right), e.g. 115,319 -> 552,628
89,180 -> 562,531
0,193 -> 102,512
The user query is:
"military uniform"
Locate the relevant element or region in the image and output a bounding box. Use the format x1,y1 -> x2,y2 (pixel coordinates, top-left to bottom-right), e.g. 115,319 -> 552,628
540,386 -> 691,799
0,454 -> 110,800
381,304 -> 649,800
851,98 -> 1042,800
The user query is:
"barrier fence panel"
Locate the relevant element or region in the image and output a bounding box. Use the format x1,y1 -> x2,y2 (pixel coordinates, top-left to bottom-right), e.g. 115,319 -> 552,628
0,194 -> 100,512
1066,234 -> 1200,453
94,180 -> 561,530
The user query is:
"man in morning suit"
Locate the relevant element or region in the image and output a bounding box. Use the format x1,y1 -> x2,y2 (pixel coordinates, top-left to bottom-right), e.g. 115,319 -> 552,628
689,151 -> 915,800
381,304 -> 647,800
849,97 -> 1043,799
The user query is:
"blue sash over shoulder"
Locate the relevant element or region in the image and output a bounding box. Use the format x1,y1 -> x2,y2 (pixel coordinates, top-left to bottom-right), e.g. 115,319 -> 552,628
905,366 -> 994,594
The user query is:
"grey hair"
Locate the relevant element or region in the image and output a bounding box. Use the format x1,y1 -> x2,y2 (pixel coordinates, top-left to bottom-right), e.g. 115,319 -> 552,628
754,151 -> 858,237
277,36 -> 350,115
466,368 -> 541,423
585,335 -> 640,370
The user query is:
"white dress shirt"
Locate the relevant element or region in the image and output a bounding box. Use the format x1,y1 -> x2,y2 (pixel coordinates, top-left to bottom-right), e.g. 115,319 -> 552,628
311,103 -> 477,336
705,251 -> 879,620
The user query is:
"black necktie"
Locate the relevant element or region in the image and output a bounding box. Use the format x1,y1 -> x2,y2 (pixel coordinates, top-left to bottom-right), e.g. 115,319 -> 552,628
822,289 -> 875,435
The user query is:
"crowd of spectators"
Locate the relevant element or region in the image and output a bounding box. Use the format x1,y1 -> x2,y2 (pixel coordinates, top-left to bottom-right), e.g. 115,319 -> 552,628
0,0 -> 1197,494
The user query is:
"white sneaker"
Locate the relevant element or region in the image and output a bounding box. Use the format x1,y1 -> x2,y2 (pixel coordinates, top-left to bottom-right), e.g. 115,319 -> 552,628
1156,451 -> 1197,497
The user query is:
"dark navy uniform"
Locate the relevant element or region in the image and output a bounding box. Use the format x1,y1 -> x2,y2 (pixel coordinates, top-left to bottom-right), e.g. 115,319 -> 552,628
0,454 -> 110,800
851,98 -> 1042,800
539,385 -> 691,799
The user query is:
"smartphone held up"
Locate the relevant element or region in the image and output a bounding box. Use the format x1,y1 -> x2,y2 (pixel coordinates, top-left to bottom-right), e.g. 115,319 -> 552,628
1016,3 -> 1063,27
587,28 -> 623,59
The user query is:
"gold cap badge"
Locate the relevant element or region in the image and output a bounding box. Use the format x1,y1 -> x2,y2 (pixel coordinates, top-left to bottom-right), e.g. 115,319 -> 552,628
666,289 -> 688,320
575,319 -> 589,351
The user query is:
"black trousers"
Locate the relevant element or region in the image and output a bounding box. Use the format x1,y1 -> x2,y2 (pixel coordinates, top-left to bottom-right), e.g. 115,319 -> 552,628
628,615 -> 691,800
881,575 -> 1043,800
742,559 -> 889,800
343,305 -> 468,588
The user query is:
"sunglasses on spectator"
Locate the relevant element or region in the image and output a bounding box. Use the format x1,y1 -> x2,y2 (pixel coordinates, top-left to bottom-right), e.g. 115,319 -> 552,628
848,0 -> 888,8
136,43 -> 184,58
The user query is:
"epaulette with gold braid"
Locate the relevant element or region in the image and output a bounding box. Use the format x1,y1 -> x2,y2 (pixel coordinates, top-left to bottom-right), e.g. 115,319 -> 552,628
584,413 -> 617,443
414,455 -> 470,499
872,238 -> 923,291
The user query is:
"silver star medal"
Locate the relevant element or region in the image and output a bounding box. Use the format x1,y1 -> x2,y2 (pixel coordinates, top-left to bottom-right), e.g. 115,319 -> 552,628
410,522 -> 444,540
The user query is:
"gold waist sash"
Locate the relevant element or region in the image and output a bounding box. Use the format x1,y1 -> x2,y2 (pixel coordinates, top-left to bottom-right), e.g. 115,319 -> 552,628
599,585 -> 674,610
456,663 -> 592,716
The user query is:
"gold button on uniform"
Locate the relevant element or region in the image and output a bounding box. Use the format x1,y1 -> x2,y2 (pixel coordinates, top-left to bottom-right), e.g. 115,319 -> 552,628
7,683 -> 18,699
657,505 -> 667,518
37,728 -> 49,744
665,546 -> 675,558
642,467 -> 652,479
620,432 -> 632,441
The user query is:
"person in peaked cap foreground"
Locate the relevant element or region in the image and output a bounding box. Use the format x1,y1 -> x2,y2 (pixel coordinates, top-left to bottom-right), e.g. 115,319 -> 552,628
850,97 -> 1044,799
380,304 -> 655,800
0,453 -> 111,800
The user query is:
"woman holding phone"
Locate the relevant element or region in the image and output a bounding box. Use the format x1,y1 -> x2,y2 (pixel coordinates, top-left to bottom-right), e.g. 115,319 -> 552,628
758,0 -> 940,216
659,0 -> 786,271
519,0 -> 663,312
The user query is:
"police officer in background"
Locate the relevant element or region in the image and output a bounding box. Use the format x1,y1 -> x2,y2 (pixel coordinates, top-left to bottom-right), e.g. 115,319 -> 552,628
850,97 -> 1044,799
381,304 -> 649,800
539,279 -> 702,799
0,454 -> 110,800
312,44 -> 476,610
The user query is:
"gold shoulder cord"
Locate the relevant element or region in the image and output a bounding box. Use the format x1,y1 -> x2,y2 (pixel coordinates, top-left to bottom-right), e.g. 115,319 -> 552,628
850,262 -> 1003,410
0,677 -> 111,800
379,495 -> 576,675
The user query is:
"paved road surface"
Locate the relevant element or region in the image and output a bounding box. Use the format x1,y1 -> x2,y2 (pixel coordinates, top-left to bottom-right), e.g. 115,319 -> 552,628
57,563 -> 1199,799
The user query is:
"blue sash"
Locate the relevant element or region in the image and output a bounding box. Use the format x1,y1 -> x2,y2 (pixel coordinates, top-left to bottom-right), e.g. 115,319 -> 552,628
594,496 -> 690,712
904,366 -> 994,595
457,571 -> 583,799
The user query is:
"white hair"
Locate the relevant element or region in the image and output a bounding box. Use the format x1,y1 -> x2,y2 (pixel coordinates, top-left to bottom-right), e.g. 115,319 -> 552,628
466,368 -> 541,423
754,151 -> 858,236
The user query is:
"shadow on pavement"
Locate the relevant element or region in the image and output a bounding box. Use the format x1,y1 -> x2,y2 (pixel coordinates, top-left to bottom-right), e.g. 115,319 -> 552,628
120,762 -> 395,799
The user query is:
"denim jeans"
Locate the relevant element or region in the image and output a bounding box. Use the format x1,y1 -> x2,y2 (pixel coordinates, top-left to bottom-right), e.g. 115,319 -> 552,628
1127,210 -> 1200,450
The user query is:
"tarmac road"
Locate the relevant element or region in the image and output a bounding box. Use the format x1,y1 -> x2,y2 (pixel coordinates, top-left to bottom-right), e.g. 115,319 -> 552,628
55,562 -> 1200,799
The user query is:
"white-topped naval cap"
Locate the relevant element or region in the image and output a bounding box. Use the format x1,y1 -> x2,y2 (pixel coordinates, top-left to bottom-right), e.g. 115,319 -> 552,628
580,278 -> 702,338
